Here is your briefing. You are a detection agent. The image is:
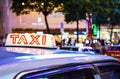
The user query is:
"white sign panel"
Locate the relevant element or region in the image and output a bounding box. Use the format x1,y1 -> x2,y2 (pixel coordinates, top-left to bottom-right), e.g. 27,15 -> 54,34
5,33 -> 56,48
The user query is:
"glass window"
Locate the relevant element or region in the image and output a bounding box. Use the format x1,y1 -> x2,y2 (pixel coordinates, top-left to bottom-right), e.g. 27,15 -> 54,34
111,46 -> 120,51
96,63 -> 120,79
21,65 -> 95,79
43,69 -> 94,79
71,48 -> 79,51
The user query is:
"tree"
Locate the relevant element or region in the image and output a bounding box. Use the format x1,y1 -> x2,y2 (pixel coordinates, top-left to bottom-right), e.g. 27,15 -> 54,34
60,0 -> 86,43
60,0 -> 120,42
60,0 -> 94,43
94,0 -> 120,41
11,0 -> 62,34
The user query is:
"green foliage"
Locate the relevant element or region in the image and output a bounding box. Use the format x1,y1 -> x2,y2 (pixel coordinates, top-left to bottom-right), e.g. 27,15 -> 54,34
61,0 -> 92,23
60,0 -> 120,26
93,0 -> 120,26
11,0 -> 62,16
11,0 -> 37,15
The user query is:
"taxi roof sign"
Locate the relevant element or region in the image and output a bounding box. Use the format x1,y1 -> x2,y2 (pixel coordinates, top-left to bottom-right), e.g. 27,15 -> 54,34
5,33 -> 56,48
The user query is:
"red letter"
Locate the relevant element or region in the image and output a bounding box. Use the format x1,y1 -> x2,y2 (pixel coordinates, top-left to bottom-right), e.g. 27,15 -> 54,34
29,35 -> 40,45
42,35 -> 46,45
10,35 -> 19,44
17,35 -> 28,44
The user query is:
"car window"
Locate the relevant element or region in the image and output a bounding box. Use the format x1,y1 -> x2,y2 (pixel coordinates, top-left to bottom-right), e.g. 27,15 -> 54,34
94,62 -> 120,79
19,64 -> 95,79
40,69 -> 95,79
82,49 -> 88,52
70,48 -> 79,51
60,47 -> 79,51
110,46 -> 120,51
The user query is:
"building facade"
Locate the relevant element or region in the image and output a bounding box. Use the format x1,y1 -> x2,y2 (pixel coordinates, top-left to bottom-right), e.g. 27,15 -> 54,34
0,0 -> 120,41
0,0 -> 87,35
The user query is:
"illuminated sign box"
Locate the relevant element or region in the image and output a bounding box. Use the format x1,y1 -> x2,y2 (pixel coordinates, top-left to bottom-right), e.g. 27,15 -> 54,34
5,33 -> 56,48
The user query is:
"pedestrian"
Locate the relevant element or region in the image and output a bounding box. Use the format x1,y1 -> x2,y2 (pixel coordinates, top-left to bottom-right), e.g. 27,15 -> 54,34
94,39 -> 103,54
67,38 -> 72,46
0,36 -> 3,46
2,34 -> 8,46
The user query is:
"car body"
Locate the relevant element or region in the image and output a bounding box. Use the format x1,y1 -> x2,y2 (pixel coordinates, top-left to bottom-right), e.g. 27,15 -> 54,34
60,46 -> 96,54
104,44 -> 120,61
1,33 -> 120,79
0,46 -> 120,79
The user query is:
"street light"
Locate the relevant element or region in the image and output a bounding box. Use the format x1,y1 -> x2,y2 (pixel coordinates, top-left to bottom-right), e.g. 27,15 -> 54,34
22,2 -> 25,5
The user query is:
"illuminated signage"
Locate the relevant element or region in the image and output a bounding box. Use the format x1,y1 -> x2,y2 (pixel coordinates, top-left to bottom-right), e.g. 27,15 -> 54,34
5,33 -> 56,47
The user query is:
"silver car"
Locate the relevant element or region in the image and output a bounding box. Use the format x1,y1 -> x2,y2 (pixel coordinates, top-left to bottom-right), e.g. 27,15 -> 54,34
1,33 -> 120,79
0,46 -> 120,79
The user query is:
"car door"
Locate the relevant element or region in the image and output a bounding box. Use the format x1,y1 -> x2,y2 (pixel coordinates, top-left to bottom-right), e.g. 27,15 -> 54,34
16,64 -> 97,79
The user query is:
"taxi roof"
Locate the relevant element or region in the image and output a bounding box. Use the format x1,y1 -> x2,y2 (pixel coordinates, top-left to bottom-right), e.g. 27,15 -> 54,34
0,46 -> 117,66
0,46 -> 117,63
0,46 -> 118,78
0,47 -> 76,57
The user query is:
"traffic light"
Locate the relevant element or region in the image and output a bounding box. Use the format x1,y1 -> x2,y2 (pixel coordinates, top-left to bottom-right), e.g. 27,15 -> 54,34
92,24 -> 97,36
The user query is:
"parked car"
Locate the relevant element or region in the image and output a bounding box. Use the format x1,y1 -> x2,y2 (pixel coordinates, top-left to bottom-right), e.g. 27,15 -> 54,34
60,46 -> 96,54
104,44 -> 120,61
